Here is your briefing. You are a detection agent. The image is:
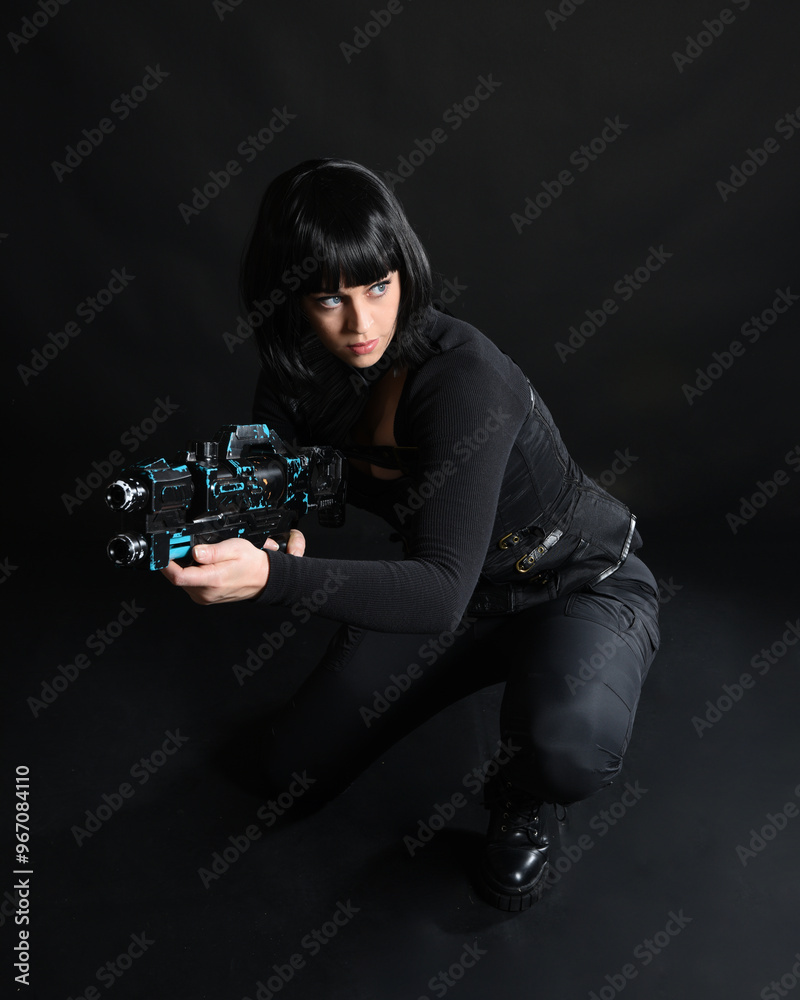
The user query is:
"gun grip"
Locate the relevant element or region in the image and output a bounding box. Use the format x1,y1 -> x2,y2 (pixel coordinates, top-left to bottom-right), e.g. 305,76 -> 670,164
268,531 -> 291,553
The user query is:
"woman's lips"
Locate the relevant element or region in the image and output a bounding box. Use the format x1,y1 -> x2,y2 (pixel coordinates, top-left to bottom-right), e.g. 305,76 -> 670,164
348,338 -> 379,355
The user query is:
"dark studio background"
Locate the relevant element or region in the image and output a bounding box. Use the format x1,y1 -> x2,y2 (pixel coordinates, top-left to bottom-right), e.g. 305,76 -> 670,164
3,1 -> 800,998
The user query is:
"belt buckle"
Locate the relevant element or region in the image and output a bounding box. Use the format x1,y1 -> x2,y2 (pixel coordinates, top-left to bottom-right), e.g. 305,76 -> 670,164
515,529 -> 563,573
498,531 -> 522,550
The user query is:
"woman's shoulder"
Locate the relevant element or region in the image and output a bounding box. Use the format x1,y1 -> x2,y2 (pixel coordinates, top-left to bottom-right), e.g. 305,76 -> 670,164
396,309 -> 533,442
424,307 -> 495,353
415,308 -> 531,393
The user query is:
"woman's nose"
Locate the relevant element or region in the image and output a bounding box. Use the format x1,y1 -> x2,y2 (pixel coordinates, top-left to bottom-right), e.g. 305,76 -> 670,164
347,299 -> 374,334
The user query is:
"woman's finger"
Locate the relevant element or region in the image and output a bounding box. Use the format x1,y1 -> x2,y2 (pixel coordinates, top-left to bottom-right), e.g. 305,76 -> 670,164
287,529 -> 306,557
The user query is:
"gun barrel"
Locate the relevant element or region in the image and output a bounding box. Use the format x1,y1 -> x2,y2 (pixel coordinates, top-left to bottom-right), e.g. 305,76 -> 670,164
107,533 -> 148,567
106,480 -> 148,512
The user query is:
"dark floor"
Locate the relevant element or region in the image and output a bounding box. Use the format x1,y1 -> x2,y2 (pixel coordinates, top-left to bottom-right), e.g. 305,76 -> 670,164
6,515 -> 800,1000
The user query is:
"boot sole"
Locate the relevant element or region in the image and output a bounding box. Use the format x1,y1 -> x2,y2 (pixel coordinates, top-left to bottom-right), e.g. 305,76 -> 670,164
476,859 -> 550,912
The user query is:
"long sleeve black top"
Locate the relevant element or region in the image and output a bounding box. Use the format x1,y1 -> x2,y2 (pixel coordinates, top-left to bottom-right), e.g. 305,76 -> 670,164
252,308 -> 535,633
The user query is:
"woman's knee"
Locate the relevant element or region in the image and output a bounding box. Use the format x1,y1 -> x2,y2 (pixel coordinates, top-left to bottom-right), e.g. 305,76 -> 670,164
529,738 -> 624,803
504,701 -> 632,803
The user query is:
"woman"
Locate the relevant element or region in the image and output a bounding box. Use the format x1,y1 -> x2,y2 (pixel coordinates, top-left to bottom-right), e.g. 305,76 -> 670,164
162,157 -> 660,911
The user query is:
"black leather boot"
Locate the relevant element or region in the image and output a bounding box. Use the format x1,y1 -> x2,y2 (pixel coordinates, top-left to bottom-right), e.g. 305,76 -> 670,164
477,773 -> 550,911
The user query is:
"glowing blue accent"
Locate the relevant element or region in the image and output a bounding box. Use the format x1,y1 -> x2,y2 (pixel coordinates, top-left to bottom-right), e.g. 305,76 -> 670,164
164,543 -> 192,565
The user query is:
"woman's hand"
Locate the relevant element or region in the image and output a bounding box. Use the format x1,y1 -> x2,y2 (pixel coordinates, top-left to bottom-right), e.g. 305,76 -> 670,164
267,528 -> 306,558
160,529 -> 305,605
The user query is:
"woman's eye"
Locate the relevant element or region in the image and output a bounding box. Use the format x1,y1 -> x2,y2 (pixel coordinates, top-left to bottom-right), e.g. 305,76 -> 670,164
314,280 -> 389,308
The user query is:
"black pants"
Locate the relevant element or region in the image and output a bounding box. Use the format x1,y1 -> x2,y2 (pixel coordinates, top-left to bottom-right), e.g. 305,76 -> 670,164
263,555 -> 660,807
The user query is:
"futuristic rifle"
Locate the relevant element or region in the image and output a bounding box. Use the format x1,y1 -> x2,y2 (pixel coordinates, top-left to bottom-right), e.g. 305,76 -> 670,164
105,424 -> 346,569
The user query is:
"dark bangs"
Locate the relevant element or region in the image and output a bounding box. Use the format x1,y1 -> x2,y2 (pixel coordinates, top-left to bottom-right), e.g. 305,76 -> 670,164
240,158 -> 434,394
290,191 -> 403,295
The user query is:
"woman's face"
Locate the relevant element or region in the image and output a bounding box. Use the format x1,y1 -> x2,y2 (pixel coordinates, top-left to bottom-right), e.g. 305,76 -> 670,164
301,271 -> 401,368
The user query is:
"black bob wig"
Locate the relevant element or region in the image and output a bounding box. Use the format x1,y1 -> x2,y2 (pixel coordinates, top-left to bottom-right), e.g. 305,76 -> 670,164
239,158 -> 435,393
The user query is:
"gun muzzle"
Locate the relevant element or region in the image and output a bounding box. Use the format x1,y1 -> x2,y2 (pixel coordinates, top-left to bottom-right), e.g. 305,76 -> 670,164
107,533 -> 148,566
106,480 -> 148,512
